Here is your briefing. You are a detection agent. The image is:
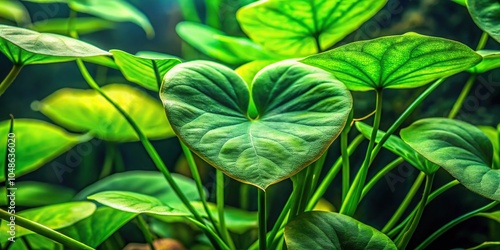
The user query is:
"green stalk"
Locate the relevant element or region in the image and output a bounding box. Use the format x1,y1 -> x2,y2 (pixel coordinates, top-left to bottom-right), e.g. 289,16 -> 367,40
186,218 -> 230,250
240,184 -> 250,210
0,209 -> 93,250
341,125 -> 350,202
341,89 -> 383,216
306,134 -> 364,210
309,152 -> 327,194
0,64 -> 23,97
415,201 -> 499,250
99,142 -> 116,179
136,215 -> 155,250
217,170 -> 235,249
258,189 -> 267,250
361,157 -> 404,200
265,189 -> 296,249
382,171 -> 426,233
114,147 -> 125,173
396,173 -> 435,249
151,60 -> 162,90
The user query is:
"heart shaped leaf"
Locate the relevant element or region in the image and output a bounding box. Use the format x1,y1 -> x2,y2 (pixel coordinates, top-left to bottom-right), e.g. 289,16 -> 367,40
0,119 -> 89,181
176,22 -> 280,65
111,50 -> 181,91
356,122 -> 439,174
301,33 -> 482,91
467,0 -> 500,43
0,181 -> 75,207
284,211 -> 397,250
468,50 -> 500,73
237,0 -> 387,56
401,118 -> 500,201
35,84 -> 175,142
160,60 -> 352,190
0,24 -> 110,65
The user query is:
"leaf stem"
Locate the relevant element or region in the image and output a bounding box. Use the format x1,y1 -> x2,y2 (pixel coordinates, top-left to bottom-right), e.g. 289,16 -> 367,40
0,209 -> 93,250
448,74 -> 477,119
415,200 -> 499,250
99,142 -> 116,179
258,189 -> 267,250
152,60 -> 162,90
361,157 -> 404,200
217,170 -> 235,249
240,184 -> 250,210
136,215 -> 156,250
341,125 -> 350,202
0,64 -> 23,97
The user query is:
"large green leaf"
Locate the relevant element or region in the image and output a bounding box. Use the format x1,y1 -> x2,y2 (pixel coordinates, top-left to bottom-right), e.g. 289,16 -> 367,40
160,60 -> 352,190
29,17 -> 115,35
0,201 -> 95,241
301,33 -> 482,91
0,181 -> 75,206
0,24 -> 110,65
237,0 -> 387,56
401,118 -> 500,201
0,119 -> 89,181
35,84 -> 175,142
176,21 -> 280,65
111,49 -> 181,91
355,122 -> 439,174
68,0 -> 154,38
284,211 -> 397,249
88,191 -> 189,216
467,0 -> 500,43
0,0 -> 30,25
468,50 -> 500,73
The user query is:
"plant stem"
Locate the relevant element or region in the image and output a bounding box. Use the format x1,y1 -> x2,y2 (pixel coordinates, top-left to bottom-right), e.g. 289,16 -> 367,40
136,215 -> 155,250
217,170 -> 235,249
99,142 -> 116,179
361,157 -> 404,200
397,173 -> 435,249
415,201 -> 499,250
306,134 -> 364,210
448,74 -> 477,119
240,183 -> 250,210
258,189 -> 267,250
151,60 -> 162,90
0,64 -> 23,97
341,125 -> 350,202
266,189 -> 296,249
0,209 -> 93,250
382,171 -> 426,233
186,218 -> 230,250
341,89 -> 383,216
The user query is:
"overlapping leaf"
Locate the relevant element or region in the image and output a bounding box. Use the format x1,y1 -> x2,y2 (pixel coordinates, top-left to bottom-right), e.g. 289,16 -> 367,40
468,50 -> 500,73
468,0 -> 500,43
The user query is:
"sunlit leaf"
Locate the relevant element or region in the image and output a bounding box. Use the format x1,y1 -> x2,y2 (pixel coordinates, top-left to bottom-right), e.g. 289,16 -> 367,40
467,0 -> 500,43
301,33 -> 482,91
29,17 -> 115,35
135,51 -> 181,60
0,201 -> 95,240
176,21 -> 280,65
111,49 -> 181,91
35,84 -> 175,142
0,0 -> 30,25
0,181 -> 75,206
285,211 -> 397,249
237,0 -> 387,56
68,0 -> 155,38
468,50 -> 500,73
0,119 -> 89,181
401,118 -> 500,201
356,122 -> 439,174
0,24 -> 110,65
160,60 -> 352,190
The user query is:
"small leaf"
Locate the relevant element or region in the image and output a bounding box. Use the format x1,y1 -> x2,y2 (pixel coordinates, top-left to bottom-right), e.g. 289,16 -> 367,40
176,21 -> 280,65
237,0 -> 388,56
355,122 -> 439,174
0,0 -> 31,25
0,24 -> 110,65
284,211 -> 397,250
35,84 -> 175,142
468,50 -> 500,73
301,33 -> 482,91
0,201 -> 95,240
111,49 -> 181,91
88,191 -> 189,216
467,0 -> 500,43
0,119 -> 89,181
477,211 -> 500,223
0,181 -> 75,206
401,118 -> 500,201
161,60 -> 352,190
68,0 -> 154,38
29,17 -> 115,35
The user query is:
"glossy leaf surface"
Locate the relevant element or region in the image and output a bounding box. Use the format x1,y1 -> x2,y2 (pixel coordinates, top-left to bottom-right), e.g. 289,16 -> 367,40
301,33 -> 482,91
401,118 -> 499,201
0,24 -> 110,65
111,49 -> 181,91
36,84 -> 175,142
285,211 -> 397,249
237,0 -> 387,56
161,60 -> 352,189
0,181 -> 75,206
468,0 -> 500,43
356,122 -> 439,174
0,119 -> 88,181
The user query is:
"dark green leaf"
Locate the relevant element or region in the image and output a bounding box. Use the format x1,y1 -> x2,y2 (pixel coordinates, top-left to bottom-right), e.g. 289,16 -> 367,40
356,122 -> 439,174
301,33 -> 482,91
111,49 -> 181,91
0,181 -> 75,206
29,17 -> 115,35
467,0 -> 500,43
401,118 -> 499,201
161,60 -> 352,189
0,24 -> 110,65
284,211 -> 397,249
237,0 -> 387,56
468,50 -> 500,73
